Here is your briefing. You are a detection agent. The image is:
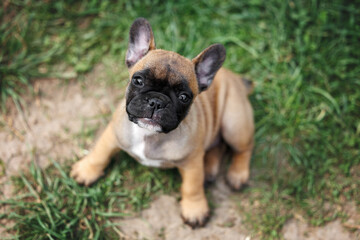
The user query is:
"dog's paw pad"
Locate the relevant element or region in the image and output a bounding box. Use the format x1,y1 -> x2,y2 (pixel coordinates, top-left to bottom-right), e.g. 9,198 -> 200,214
181,211 -> 210,229
70,157 -> 104,186
180,198 -> 210,229
226,170 -> 249,191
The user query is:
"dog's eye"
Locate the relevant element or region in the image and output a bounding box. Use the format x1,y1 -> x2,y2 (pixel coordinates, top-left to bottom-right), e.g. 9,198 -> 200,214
132,76 -> 144,87
178,93 -> 190,103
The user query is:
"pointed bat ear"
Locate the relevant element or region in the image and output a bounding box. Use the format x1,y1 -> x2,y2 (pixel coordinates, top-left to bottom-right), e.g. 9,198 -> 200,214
192,44 -> 226,92
125,18 -> 156,68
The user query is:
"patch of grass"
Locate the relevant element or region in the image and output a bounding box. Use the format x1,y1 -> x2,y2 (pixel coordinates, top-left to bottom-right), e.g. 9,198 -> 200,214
238,165 -> 360,238
236,0 -> 360,236
249,0 -> 360,198
236,183 -> 292,239
0,1 -> 128,107
0,155 -> 180,239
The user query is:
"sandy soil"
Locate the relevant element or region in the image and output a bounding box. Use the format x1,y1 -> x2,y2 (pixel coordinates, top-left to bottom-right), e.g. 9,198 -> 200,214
1,65 -> 358,239
117,179 -> 250,240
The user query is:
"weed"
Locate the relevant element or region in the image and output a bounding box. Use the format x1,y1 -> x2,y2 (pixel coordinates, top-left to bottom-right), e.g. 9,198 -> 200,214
1,155 -> 180,239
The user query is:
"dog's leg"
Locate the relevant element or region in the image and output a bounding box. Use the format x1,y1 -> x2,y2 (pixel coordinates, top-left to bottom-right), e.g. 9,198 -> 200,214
71,122 -> 120,186
220,81 -> 254,190
204,143 -> 226,184
226,146 -> 253,190
178,153 -> 209,228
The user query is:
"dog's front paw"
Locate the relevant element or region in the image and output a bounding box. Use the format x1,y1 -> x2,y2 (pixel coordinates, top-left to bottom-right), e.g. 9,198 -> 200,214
180,198 -> 210,229
70,156 -> 104,186
226,168 -> 249,191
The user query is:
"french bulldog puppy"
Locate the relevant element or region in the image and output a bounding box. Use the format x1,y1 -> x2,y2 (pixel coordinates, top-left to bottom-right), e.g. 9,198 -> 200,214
71,18 -> 254,228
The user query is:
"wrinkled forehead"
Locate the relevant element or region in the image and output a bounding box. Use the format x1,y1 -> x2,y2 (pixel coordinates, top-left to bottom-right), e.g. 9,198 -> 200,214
129,50 -> 199,93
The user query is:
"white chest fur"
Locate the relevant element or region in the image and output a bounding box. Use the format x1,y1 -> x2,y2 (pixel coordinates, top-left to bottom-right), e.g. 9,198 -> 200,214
128,123 -> 164,167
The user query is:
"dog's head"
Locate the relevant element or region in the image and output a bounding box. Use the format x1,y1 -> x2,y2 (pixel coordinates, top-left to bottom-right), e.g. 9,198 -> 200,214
125,18 -> 226,133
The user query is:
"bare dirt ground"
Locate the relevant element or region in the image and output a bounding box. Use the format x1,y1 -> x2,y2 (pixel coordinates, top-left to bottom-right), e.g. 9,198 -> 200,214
1,65 -> 359,239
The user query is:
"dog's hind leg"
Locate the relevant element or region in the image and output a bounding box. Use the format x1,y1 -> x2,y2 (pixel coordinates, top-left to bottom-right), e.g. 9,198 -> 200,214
225,146 -> 253,190
220,78 -> 254,190
222,115 -> 254,190
204,143 -> 226,184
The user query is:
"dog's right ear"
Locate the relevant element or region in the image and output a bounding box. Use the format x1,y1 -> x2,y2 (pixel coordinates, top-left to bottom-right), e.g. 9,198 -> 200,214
192,44 -> 226,92
126,18 -> 156,68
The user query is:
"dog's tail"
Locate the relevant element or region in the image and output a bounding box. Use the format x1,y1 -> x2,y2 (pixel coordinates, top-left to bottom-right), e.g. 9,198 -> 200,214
242,77 -> 254,95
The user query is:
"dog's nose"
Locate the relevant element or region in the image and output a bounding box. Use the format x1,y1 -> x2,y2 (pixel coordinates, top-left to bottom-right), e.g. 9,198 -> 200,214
148,98 -> 165,110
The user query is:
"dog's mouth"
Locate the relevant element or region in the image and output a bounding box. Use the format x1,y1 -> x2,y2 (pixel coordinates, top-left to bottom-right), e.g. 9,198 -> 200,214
134,117 -> 163,132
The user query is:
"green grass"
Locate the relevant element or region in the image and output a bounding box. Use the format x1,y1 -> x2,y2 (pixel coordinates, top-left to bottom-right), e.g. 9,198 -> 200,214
1,0 -> 360,238
1,156 -> 180,239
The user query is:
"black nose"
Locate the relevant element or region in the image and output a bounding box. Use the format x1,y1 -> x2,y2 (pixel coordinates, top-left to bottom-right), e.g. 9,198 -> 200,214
148,98 -> 166,110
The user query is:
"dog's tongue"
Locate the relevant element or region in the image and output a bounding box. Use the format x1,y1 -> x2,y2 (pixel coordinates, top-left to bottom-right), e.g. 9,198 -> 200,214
139,118 -> 156,125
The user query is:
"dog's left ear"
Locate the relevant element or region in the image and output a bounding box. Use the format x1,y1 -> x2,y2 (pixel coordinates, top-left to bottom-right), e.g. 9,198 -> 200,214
126,18 -> 156,68
192,44 -> 226,92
